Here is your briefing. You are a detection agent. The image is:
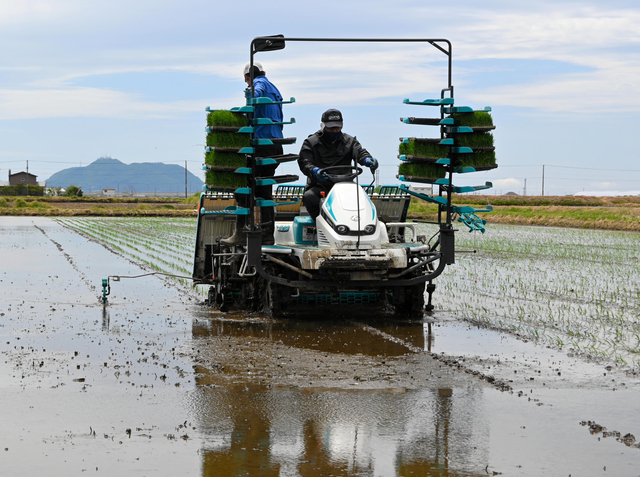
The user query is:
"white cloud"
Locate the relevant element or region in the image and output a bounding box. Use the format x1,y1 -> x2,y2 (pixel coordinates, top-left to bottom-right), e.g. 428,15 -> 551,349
492,178 -> 522,190
0,87 -> 205,120
0,1 -> 55,22
2,2 -> 640,119
470,63 -> 640,112
451,5 -> 640,58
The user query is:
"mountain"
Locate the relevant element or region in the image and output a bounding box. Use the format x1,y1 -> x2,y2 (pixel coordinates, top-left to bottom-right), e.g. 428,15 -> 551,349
45,157 -> 204,193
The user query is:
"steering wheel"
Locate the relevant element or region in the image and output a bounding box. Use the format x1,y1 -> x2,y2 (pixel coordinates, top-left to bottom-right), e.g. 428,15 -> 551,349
318,165 -> 363,183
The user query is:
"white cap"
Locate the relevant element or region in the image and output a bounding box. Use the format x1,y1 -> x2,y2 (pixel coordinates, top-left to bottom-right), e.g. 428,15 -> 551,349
243,61 -> 264,75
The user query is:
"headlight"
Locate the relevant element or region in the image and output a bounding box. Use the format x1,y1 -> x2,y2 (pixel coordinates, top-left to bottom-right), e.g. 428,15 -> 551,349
364,224 -> 375,234
336,225 -> 350,235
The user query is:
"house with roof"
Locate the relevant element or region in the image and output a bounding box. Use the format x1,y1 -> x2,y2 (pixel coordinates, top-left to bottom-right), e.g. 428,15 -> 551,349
8,169 -> 46,187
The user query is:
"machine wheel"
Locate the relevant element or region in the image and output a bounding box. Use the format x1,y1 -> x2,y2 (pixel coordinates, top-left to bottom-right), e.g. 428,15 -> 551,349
410,283 -> 426,316
395,283 -> 425,318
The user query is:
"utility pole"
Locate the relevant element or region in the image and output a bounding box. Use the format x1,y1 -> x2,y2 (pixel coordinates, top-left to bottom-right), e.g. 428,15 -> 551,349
26,160 -> 29,197
185,161 -> 188,199
541,165 -> 545,196
524,178 -> 527,196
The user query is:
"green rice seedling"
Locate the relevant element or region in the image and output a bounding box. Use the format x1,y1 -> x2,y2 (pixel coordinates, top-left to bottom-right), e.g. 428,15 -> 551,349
204,150 -> 245,168
453,132 -> 494,148
206,170 -> 246,189
399,140 -> 448,158
451,111 -> 493,127
458,150 -> 497,168
207,110 -> 248,128
398,162 -> 446,180
15,199 -> 27,208
59,217 -> 212,297
206,131 -> 250,149
443,223 -> 640,367
0,198 -> 8,208
206,111 -> 250,187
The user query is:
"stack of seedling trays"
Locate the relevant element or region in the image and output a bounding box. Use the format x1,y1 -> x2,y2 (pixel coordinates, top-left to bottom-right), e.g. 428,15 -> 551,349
204,109 -> 252,192
201,96 -> 300,216
446,106 -> 497,174
397,98 -> 497,183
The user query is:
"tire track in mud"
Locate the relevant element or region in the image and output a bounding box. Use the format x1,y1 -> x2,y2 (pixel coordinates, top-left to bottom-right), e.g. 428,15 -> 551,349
353,321 -> 513,392
33,224 -> 98,299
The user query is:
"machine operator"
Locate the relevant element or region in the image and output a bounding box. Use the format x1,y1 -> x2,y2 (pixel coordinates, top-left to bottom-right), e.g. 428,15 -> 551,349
297,109 -> 378,220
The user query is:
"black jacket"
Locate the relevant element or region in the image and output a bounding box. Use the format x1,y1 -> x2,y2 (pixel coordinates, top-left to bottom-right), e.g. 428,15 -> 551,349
298,130 -> 371,187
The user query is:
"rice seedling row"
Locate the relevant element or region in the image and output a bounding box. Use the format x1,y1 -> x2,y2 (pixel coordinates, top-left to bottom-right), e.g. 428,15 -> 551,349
92,221 -> 194,263
63,220 -> 189,270
421,223 -> 640,367
68,218 -> 195,264
58,218 -> 198,289
59,217 -> 640,366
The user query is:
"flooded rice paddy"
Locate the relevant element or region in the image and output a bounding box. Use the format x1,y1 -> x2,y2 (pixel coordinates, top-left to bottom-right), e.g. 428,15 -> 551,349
2,217 -> 640,476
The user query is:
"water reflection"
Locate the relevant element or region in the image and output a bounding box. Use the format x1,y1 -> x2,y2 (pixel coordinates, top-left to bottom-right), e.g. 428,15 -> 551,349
192,382 -> 488,476
102,305 -> 110,332
189,319 -> 489,476
192,317 -> 413,357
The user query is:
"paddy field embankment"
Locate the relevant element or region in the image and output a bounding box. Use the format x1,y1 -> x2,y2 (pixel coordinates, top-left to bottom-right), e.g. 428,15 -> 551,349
2,194 -> 640,231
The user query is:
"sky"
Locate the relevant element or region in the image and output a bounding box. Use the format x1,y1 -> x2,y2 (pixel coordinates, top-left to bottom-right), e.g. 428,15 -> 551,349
1,0 -> 639,196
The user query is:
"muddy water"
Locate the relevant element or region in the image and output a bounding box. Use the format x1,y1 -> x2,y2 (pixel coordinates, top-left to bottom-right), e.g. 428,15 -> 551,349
2,218 -> 640,476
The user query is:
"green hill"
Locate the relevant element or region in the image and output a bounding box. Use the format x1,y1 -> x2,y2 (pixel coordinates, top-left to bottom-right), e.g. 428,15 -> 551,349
45,157 -> 204,193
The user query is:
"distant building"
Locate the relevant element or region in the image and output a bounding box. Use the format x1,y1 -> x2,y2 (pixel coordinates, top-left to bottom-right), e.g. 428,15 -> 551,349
101,188 -> 116,197
7,170 -> 45,187
408,184 -> 433,195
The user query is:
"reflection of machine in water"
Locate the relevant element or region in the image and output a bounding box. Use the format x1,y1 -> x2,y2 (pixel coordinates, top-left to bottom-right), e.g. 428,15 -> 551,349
189,320 -> 489,476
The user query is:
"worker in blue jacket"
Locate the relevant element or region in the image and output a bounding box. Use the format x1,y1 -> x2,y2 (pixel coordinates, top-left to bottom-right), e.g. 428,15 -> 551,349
222,61 -> 283,246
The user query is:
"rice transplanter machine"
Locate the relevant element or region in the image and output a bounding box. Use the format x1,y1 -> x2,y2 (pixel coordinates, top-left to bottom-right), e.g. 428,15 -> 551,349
192,36 -> 497,316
